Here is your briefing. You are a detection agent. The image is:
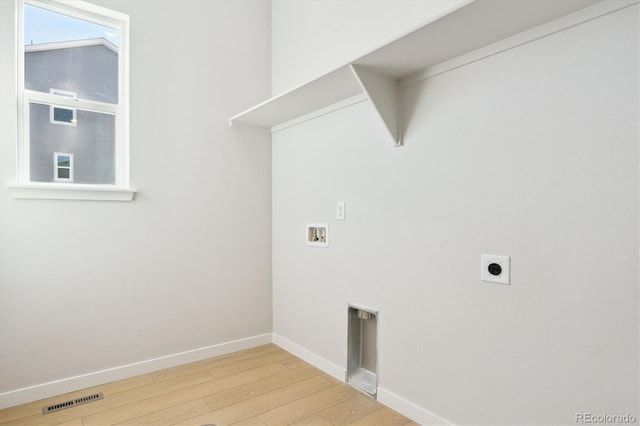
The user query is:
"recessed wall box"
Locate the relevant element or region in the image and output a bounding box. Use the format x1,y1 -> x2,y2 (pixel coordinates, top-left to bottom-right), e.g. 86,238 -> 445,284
347,305 -> 378,398
306,223 -> 328,247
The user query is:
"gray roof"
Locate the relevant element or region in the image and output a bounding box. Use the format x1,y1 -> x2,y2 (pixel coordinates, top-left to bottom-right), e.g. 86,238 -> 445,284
25,37 -> 118,54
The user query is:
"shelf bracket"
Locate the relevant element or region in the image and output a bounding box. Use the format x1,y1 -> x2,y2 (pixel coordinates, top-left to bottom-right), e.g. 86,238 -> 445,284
350,64 -> 401,147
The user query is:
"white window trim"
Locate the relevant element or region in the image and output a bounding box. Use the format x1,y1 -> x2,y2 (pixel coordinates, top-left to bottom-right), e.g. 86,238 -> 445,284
53,152 -> 73,182
49,89 -> 77,126
8,183 -> 136,201
11,0 -> 136,202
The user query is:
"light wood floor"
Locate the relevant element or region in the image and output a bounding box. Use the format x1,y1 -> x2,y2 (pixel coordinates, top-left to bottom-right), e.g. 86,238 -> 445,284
0,344 -> 418,426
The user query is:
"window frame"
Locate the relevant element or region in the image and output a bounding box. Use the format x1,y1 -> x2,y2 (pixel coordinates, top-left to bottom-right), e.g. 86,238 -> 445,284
11,0 -> 135,201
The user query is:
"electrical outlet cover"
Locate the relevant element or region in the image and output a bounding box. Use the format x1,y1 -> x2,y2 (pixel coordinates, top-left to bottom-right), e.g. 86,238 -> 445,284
481,254 -> 510,285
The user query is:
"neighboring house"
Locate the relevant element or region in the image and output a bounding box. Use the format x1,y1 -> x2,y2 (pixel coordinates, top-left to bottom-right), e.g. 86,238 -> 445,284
25,38 -> 118,184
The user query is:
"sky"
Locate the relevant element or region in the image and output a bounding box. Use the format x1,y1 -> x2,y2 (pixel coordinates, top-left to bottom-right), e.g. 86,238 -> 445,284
24,3 -> 119,47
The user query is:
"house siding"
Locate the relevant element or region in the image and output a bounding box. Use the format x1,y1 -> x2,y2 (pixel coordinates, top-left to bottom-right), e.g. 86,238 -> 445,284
29,103 -> 116,184
25,44 -> 118,104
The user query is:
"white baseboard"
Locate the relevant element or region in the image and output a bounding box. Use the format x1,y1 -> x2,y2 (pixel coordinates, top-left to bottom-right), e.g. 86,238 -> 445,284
272,333 -> 345,382
378,387 -> 453,425
273,333 -> 454,425
0,333 -> 272,409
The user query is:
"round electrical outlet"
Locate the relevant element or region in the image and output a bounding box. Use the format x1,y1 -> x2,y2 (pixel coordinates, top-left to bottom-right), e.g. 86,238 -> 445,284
488,263 -> 502,276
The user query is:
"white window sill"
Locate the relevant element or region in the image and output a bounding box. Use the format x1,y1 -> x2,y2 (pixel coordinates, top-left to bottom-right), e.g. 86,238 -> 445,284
8,184 -> 137,201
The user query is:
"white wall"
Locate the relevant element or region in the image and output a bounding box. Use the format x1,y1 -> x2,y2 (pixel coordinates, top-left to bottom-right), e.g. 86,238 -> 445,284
271,0 -> 469,94
0,0 -> 272,406
272,3 -> 639,425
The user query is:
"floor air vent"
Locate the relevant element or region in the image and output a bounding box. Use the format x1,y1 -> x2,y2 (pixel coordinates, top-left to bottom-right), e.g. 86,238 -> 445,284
42,392 -> 104,415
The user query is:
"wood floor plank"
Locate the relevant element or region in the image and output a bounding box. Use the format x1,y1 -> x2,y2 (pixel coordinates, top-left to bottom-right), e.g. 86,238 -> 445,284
280,358 -> 309,369
151,344 -> 282,382
290,414 -> 333,426
320,374 -> 343,386
346,405 -> 412,425
82,363 -> 289,426
317,393 -> 381,424
257,383 -> 361,425
230,416 -> 267,426
206,350 -> 296,379
53,418 -> 84,426
203,365 -> 322,411
114,399 -> 210,426
178,376 -> 335,426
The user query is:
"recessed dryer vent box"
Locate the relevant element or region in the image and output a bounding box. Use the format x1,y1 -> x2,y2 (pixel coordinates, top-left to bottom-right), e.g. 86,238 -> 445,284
306,223 -> 328,247
347,304 -> 378,398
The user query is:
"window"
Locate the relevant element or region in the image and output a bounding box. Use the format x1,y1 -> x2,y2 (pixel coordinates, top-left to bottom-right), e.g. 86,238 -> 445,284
49,89 -> 77,126
53,152 -> 73,182
11,0 -> 135,201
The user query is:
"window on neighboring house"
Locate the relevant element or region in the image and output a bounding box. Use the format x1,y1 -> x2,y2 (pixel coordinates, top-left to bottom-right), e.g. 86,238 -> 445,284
12,0 -> 134,200
54,152 -> 73,182
49,89 -> 77,126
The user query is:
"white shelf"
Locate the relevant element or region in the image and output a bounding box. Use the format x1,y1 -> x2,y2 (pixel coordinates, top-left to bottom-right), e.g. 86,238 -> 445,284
229,0 -> 602,145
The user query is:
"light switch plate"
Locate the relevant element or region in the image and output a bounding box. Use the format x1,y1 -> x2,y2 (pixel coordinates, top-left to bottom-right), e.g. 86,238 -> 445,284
481,254 -> 510,285
336,201 -> 345,220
